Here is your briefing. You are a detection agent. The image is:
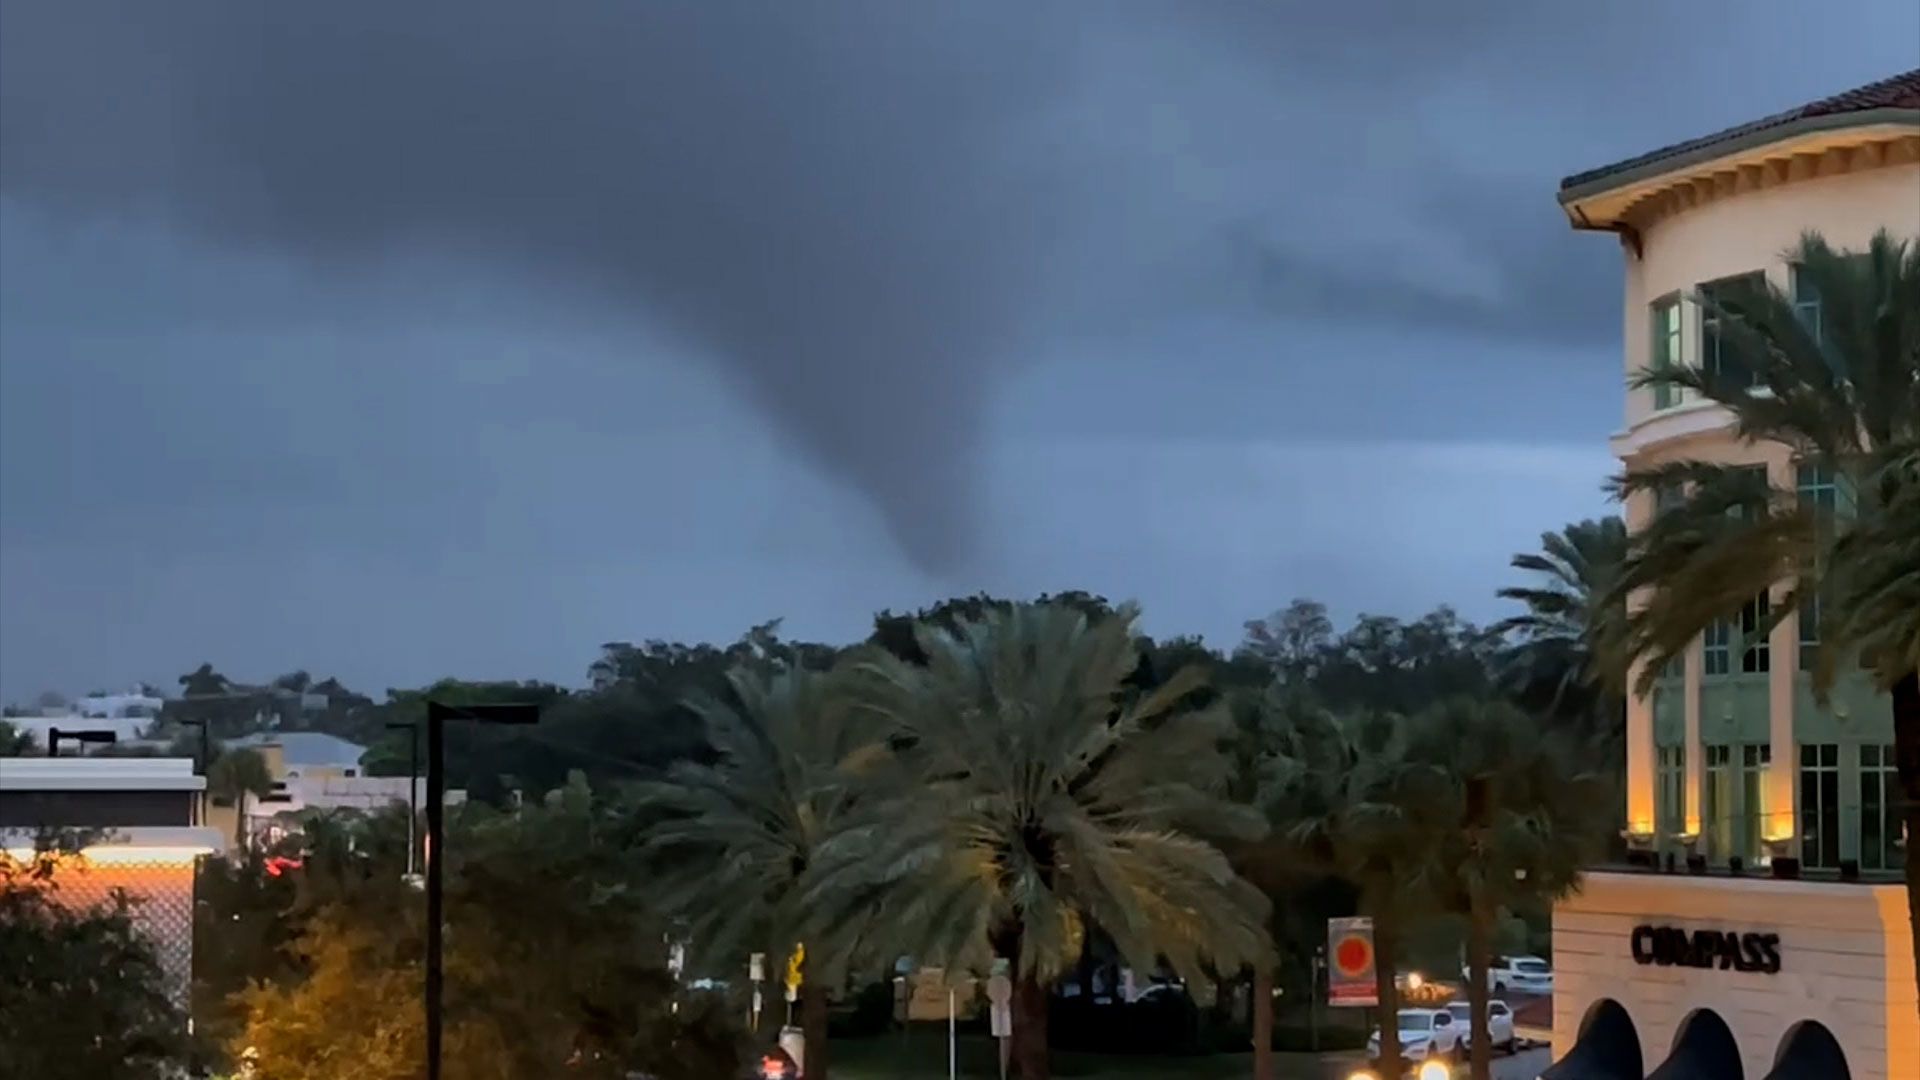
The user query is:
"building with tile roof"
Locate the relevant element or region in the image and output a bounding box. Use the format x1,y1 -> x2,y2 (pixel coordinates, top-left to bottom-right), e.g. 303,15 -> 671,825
1544,71 -> 1918,1080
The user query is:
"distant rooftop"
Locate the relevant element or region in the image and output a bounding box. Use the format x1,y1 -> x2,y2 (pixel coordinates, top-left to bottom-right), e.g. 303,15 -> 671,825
0,756 -> 205,792
227,731 -> 367,768
1561,68 -> 1920,196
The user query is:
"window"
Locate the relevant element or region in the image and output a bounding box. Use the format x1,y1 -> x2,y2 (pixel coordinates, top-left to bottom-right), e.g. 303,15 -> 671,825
1704,744 -> 1733,860
1657,745 -> 1687,837
1862,744 -> 1902,873
1798,744 -> 1840,869
1798,593 -> 1821,673
1740,744 -> 1770,863
1738,594 -> 1771,673
1703,619 -> 1731,676
1796,462 -> 1855,517
1660,652 -> 1684,680
1700,272 -> 1767,388
1649,297 -> 1684,410
1726,463 -> 1769,520
1790,263 -> 1822,343
1653,480 -> 1686,517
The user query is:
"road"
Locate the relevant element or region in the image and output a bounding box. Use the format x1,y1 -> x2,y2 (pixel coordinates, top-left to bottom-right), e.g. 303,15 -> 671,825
1317,1046 -> 1552,1080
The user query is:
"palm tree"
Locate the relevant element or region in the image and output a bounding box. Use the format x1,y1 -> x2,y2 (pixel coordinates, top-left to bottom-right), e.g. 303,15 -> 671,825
178,663 -> 233,698
1257,694 -> 1430,1080
629,664 -> 880,1080
815,602 -> 1270,1080
1605,229 -> 1920,1001
1494,517 -> 1628,728
0,720 -> 36,757
1399,698 -> 1611,1080
207,748 -> 276,852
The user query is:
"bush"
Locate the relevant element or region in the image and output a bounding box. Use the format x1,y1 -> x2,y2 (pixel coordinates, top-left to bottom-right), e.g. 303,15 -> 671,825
1049,992 -> 1204,1055
829,980 -> 897,1039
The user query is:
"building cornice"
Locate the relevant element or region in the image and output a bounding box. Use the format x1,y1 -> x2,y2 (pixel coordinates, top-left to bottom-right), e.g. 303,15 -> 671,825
1609,398 -> 1739,462
1562,115 -> 1920,233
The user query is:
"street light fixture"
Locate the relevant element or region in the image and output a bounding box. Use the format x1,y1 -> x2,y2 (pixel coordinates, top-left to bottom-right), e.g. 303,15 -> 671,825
422,700 -> 539,1080
47,728 -> 117,756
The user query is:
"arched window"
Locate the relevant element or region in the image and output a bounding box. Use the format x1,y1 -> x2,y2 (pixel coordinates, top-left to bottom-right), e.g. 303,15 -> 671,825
1763,1020 -> 1848,1080
1648,1008 -> 1741,1080
1541,998 -> 1642,1080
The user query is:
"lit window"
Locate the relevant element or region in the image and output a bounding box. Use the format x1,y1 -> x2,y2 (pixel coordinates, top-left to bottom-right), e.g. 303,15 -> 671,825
1656,745 -> 1686,838
1739,744 -> 1770,864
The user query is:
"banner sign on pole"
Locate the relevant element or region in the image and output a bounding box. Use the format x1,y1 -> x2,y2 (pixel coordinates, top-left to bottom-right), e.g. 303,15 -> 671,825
1327,917 -> 1377,1007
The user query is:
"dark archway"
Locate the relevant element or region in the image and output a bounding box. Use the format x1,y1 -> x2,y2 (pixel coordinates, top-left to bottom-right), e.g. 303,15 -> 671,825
1647,1008 -> 1743,1080
1541,998 -> 1643,1080
1762,1020 -> 1849,1080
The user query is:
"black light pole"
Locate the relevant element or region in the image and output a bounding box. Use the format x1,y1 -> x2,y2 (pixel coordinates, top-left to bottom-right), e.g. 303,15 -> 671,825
48,728 -> 117,756
177,716 -> 212,772
423,701 -> 538,1080
177,717 -> 211,826
385,720 -> 421,877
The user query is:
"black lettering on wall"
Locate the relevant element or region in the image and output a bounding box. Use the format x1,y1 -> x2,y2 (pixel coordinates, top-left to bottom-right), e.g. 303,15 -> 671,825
1629,924 -> 1782,975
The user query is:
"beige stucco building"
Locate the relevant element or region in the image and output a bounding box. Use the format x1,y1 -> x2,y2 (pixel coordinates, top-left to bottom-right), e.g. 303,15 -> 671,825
1546,70 -> 1920,1080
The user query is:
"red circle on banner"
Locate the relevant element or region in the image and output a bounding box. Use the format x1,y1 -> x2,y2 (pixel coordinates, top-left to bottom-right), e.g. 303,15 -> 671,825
1334,935 -> 1372,976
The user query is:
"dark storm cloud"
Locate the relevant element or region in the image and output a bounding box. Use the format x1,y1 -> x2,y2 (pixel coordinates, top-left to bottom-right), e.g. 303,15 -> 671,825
3,0 -> 1912,575
1,1 -> 1092,571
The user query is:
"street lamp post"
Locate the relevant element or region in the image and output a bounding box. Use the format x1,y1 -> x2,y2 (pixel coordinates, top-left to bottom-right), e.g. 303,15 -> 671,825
422,701 -> 539,1080
385,720 -> 421,878
47,728 -> 117,756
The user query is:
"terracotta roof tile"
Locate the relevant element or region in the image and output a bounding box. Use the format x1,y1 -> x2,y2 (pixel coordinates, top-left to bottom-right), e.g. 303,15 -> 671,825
1561,68 -> 1920,192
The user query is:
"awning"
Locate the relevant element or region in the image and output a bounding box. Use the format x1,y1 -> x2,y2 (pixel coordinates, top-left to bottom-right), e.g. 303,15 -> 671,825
1540,999 -> 1643,1080
1761,1022 -> 1849,1080
1646,1010 -> 1743,1080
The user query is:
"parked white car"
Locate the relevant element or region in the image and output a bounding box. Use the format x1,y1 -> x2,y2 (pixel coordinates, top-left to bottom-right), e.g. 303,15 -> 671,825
1446,999 -> 1516,1053
1466,955 -> 1553,996
1366,1007 -> 1464,1062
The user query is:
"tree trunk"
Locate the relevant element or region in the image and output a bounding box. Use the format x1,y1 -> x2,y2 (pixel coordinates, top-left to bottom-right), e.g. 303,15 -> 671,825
1373,915 -> 1404,1080
1251,965 -> 1273,1080
1011,975 -> 1049,1079
800,982 -> 830,1080
1893,669 -> 1920,1022
1465,893 -> 1494,1080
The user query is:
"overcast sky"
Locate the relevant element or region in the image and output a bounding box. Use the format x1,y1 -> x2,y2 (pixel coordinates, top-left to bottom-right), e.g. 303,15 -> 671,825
2,2 -> 1915,701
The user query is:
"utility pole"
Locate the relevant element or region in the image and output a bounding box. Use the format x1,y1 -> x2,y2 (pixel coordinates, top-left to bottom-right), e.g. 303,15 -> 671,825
422,701 -> 538,1080
386,720 -> 421,877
